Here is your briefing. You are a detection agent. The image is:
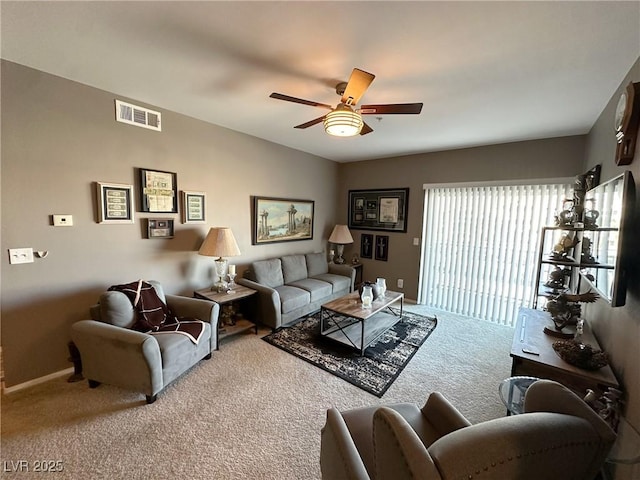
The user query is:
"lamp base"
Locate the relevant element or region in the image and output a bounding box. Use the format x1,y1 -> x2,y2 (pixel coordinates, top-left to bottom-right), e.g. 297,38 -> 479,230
334,244 -> 346,264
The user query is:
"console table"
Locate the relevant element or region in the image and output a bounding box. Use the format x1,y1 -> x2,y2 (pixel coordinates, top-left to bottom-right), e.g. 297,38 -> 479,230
510,307 -> 619,396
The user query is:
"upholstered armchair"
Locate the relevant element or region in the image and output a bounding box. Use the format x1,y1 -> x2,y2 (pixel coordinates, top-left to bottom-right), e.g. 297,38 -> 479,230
71,281 -> 219,404
320,380 -> 616,480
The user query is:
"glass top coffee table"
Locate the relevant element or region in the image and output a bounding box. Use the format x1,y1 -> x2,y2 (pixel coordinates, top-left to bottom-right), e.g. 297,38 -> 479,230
319,290 -> 404,355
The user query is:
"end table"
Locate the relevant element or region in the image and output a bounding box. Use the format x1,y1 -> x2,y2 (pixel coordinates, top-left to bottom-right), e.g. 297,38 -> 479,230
194,284 -> 258,349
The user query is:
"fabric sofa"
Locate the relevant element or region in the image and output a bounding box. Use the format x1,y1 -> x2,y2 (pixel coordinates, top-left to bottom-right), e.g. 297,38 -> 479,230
320,379 -> 616,480
238,252 -> 355,329
71,280 -> 219,404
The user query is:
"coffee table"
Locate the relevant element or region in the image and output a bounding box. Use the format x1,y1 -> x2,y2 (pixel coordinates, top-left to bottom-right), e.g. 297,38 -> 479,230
319,290 -> 404,355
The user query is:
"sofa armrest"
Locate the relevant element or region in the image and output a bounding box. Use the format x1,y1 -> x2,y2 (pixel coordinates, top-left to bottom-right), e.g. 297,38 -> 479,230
420,391 -> 472,437
320,408 -> 371,480
329,264 -> 356,291
373,407 -> 441,480
237,278 -> 282,329
165,294 -> 220,352
71,320 -> 163,396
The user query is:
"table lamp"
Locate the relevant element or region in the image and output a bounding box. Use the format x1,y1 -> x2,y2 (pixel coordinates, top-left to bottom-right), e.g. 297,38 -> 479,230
198,227 -> 241,292
328,225 -> 353,264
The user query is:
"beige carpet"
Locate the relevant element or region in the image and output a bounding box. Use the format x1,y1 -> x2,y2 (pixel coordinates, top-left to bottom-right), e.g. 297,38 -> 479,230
1,305 -> 514,479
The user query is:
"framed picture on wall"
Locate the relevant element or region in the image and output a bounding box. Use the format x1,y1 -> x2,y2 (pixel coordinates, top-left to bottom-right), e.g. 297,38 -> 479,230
181,191 -> 206,223
375,235 -> 389,261
96,182 -> 134,224
147,219 -> 174,239
360,233 -> 373,259
252,196 -> 314,244
348,188 -> 409,232
139,168 -> 178,213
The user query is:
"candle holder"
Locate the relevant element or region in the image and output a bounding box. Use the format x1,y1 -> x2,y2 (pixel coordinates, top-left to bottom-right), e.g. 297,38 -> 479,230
227,273 -> 237,290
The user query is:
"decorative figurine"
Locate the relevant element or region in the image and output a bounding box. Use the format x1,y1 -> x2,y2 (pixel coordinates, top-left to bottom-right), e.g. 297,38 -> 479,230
550,232 -> 579,259
544,290 -> 599,337
581,236 -> 597,264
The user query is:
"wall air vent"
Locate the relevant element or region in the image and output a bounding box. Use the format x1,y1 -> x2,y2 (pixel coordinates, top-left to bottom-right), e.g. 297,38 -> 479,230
115,100 -> 161,131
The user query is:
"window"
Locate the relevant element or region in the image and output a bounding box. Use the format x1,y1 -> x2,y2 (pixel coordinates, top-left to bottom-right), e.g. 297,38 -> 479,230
419,181 -> 573,327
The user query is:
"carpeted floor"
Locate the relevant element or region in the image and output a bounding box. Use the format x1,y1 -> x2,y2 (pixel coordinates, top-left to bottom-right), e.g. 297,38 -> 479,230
263,308 -> 437,396
1,305 -> 514,479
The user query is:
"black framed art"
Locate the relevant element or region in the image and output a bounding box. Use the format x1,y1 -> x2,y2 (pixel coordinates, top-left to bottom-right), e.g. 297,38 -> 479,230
139,168 -> 178,213
349,188 -> 409,232
360,233 -> 373,259
375,235 -> 389,261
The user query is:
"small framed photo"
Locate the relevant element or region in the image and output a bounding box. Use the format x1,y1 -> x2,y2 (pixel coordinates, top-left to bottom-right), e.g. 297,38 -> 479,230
181,191 -> 206,224
147,218 -> 174,239
361,233 -> 373,259
96,182 -> 134,224
375,235 -> 389,261
139,168 -> 178,213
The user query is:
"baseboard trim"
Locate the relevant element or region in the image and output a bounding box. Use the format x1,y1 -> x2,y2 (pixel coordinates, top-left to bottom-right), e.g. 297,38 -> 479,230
2,367 -> 74,394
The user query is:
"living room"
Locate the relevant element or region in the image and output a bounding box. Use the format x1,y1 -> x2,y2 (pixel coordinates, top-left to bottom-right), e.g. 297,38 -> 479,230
2,2 -> 640,479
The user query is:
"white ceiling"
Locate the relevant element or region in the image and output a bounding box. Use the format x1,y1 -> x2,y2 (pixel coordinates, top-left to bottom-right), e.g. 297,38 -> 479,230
1,1 -> 639,162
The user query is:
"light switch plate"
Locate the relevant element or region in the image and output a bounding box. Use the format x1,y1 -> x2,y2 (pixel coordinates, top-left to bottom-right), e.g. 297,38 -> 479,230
8,248 -> 34,264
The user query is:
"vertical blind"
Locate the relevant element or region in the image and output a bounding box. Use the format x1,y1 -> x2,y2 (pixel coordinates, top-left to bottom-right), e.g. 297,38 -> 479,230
419,182 -> 572,327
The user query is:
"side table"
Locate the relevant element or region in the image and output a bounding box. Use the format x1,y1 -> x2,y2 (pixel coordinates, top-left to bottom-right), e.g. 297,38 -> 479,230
194,285 -> 258,349
498,376 -> 539,415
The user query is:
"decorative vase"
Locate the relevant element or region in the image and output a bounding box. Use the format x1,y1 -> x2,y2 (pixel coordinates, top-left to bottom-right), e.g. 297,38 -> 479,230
361,285 -> 373,308
359,281 -> 380,302
376,277 -> 387,297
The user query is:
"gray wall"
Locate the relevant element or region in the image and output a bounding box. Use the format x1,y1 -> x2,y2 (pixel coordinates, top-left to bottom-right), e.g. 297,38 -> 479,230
337,136 -> 586,297
1,61 -> 338,386
583,57 -> 640,480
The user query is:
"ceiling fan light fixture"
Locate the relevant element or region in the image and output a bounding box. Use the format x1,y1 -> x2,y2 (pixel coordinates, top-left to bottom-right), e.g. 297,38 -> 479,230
323,104 -> 363,137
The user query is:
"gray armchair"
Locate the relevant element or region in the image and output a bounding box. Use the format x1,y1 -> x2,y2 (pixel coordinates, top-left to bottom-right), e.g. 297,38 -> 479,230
320,379 -> 616,480
71,281 -> 219,404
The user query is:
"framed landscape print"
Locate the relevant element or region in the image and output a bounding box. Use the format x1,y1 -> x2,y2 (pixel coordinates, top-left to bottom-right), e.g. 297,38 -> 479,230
181,190 -> 206,224
348,188 -> 409,232
139,168 -> 178,213
252,196 -> 314,244
96,182 -> 134,224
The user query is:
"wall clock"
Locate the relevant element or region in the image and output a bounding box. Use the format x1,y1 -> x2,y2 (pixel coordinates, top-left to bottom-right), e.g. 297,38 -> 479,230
614,81 -> 640,165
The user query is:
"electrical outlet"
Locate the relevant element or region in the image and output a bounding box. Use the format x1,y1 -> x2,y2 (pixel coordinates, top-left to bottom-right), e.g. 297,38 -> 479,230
8,248 -> 34,264
397,278 -> 404,288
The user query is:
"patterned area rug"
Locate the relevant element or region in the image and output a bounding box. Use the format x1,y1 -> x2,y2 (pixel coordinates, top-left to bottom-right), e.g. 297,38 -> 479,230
262,308 -> 437,397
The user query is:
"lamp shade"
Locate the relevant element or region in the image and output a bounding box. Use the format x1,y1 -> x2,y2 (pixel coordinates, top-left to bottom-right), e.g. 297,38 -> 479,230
324,105 -> 363,137
328,225 -> 354,244
198,227 -> 241,258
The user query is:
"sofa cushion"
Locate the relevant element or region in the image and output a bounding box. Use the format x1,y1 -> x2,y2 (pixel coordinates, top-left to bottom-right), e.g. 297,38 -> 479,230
281,255 -> 308,284
99,291 -> 136,329
288,278 -> 333,302
311,273 -> 351,293
253,259 -> 284,288
306,252 -> 329,277
275,285 -> 311,314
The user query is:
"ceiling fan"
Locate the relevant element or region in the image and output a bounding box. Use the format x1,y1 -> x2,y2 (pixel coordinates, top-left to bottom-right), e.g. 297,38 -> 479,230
269,68 -> 423,137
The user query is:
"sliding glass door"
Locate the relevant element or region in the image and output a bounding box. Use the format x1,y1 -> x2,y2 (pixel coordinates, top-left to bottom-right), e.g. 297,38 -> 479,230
419,181 -> 572,327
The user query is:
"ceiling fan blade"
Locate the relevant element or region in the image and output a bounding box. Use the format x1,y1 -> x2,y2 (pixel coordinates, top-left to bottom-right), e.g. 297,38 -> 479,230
360,122 -> 373,135
360,103 -> 423,115
270,93 -> 333,110
341,68 -> 375,106
294,116 -> 326,129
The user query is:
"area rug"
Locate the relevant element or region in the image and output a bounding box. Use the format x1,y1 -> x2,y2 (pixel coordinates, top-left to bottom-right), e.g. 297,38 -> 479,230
262,308 -> 437,397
